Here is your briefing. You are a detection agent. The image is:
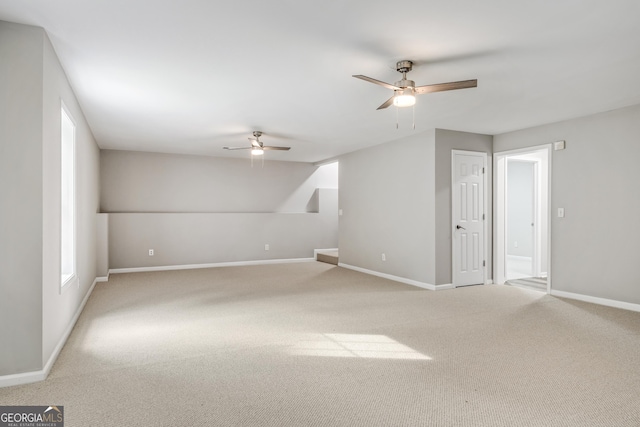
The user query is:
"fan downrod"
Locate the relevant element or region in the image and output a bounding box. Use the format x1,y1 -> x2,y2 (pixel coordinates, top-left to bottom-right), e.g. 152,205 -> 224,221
394,60 -> 415,88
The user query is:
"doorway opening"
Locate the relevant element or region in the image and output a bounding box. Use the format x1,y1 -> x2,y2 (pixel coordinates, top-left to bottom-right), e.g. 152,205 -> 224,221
314,161 -> 340,265
494,145 -> 551,293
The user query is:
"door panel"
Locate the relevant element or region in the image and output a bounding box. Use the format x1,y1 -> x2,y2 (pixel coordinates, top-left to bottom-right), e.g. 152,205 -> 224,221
452,151 -> 486,286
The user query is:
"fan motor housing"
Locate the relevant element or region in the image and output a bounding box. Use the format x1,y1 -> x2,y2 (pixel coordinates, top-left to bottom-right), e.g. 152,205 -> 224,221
394,79 -> 415,89
396,60 -> 413,73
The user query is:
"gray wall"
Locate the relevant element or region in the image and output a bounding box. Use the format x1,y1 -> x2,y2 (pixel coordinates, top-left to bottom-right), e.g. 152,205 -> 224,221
494,103 -> 640,304
101,150 -> 333,213
0,21 -> 100,377
96,214 -> 109,277
109,189 -> 337,268
101,151 -> 338,268
0,21 -> 44,376
339,130 -> 437,284
507,160 -> 534,257
41,33 -> 101,365
338,129 -> 492,287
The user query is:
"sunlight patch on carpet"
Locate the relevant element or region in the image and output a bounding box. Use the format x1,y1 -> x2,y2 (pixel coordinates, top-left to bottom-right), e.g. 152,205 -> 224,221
290,333 -> 431,360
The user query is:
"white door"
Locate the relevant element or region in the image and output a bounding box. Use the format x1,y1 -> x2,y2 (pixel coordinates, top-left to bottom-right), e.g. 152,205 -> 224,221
452,150 -> 486,287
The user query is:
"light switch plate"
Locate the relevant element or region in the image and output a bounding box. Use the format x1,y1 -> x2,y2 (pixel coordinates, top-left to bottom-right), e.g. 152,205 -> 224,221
558,208 -> 565,218
554,140 -> 566,150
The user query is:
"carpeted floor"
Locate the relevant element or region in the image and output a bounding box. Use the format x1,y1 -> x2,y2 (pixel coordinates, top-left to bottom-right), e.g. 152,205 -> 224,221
1,262 -> 640,426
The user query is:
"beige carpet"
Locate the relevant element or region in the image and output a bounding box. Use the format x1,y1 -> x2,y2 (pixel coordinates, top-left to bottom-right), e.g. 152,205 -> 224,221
2,262 -> 640,426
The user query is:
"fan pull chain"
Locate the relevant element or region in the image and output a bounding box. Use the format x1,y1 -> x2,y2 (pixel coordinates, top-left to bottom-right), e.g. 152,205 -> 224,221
394,106 -> 416,129
413,104 -> 416,130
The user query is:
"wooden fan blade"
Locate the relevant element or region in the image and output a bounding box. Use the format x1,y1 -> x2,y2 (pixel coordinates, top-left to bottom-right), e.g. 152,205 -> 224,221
376,95 -> 395,110
353,75 -> 401,91
415,79 -> 477,94
223,146 -> 251,150
263,146 -> 291,151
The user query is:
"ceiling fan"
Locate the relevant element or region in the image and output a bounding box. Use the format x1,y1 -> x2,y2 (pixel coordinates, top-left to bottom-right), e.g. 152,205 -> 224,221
353,60 -> 477,110
223,131 -> 291,156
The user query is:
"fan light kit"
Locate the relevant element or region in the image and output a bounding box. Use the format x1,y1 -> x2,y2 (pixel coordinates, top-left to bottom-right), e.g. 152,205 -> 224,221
353,60 -> 477,128
223,131 -> 290,166
393,89 -> 416,107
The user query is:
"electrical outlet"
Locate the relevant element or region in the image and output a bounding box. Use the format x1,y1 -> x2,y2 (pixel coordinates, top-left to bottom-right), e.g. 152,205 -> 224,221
265,244 -> 269,251
381,253 -> 386,261
148,249 -> 154,256
514,241 -> 518,248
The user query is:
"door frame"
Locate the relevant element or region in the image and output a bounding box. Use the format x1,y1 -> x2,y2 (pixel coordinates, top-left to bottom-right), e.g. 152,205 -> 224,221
494,144 -> 552,293
451,150 -> 488,287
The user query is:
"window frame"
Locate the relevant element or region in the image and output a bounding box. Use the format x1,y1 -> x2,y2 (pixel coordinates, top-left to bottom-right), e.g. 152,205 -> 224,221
60,101 -> 78,292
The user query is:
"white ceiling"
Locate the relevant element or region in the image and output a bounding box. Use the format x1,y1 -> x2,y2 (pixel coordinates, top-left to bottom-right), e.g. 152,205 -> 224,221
2,0 -> 640,163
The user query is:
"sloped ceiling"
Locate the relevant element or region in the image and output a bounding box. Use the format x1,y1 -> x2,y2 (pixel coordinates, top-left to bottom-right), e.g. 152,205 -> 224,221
2,0 -> 640,162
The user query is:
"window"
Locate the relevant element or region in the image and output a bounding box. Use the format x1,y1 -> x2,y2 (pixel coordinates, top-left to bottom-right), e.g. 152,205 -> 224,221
61,104 -> 76,290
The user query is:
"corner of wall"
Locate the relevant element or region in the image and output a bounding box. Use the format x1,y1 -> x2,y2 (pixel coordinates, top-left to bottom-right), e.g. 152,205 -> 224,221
0,19 -> 45,377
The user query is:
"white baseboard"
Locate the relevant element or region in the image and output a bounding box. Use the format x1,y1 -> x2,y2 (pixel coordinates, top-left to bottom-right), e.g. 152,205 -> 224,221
109,257 -> 316,275
0,368 -> 48,388
551,290 -> 640,313
338,263 -> 441,291
0,276 -> 99,388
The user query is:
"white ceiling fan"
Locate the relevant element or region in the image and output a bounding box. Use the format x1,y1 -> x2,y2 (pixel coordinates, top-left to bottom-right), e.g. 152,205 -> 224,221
353,60 -> 477,110
223,131 -> 291,156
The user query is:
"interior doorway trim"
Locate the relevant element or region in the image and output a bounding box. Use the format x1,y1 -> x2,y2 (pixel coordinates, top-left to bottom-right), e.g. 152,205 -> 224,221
494,144 -> 552,293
